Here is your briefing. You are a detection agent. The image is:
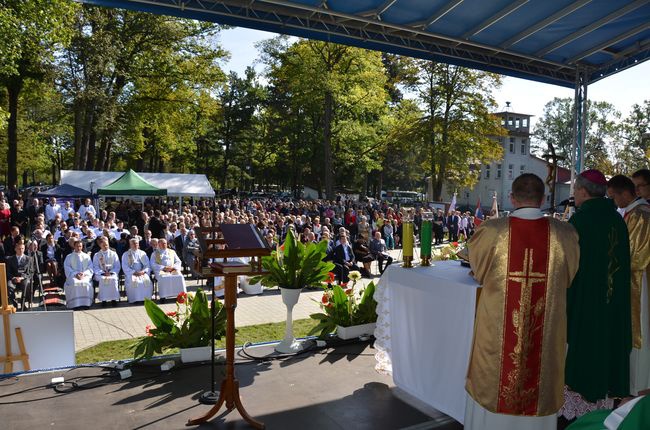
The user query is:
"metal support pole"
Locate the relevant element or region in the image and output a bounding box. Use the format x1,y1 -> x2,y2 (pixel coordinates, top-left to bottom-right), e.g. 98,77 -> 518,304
579,69 -> 588,175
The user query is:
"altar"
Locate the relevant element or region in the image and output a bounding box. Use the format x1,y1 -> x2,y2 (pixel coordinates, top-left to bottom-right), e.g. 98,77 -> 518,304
374,260 -> 480,424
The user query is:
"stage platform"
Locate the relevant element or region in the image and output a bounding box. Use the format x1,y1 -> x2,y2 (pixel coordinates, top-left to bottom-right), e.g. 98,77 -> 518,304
1,342 -> 462,430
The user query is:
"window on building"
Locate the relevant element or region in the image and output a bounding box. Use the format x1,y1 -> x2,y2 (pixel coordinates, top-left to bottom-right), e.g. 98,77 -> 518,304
497,164 -> 502,179
520,164 -> 526,176
515,118 -> 520,128
501,118 -> 506,126
509,137 -> 515,153
522,118 -> 528,127
521,138 -> 527,154
508,118 -> 513,126
508,164 -> 514,179
485,165 -> 491,179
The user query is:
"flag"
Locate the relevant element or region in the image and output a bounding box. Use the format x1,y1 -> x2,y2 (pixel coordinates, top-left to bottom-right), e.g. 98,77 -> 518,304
448,193 -> 457,214
474,199 -> 484,227
491,193 -> 499,218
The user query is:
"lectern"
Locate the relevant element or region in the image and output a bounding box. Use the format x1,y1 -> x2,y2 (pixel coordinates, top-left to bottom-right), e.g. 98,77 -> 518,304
187,225 -> 271,429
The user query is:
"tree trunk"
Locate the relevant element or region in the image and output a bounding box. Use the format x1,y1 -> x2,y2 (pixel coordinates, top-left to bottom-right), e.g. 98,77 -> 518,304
73,101 -> 83,169
85,128 -> 97,171
323,90 -> 334,199
6,79 -> 22,188
221,139 -> 230,192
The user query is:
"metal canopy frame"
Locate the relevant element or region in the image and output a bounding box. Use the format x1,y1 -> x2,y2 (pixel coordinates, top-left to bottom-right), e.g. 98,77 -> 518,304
80,0 -> 650,182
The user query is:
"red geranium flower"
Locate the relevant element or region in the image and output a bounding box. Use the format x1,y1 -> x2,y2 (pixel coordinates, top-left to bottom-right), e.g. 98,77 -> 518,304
345,288 -> 353,296
145,325 -> 153,337
176,292 -> 187,304
166,311 -> 177,317
321,294 -> 329,304
327,272 -> 336,283
452,242 -> 459,247
340,282 -> 348,288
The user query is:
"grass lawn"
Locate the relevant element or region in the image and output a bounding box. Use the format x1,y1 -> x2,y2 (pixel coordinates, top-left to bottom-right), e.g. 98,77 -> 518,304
76,318 -> 320,364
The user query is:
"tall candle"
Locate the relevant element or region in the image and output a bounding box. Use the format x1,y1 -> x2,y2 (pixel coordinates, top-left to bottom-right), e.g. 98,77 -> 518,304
402,222 -> 414,258
420,220 -> 432,257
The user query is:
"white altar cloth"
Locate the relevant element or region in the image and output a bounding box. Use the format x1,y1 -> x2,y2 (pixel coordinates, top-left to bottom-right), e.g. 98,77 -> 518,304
374,260 -> 480,424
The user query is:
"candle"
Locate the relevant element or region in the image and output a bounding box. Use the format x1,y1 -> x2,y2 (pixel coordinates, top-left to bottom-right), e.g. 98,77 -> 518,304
402,222 -> 414,258
420,220 -> 432,257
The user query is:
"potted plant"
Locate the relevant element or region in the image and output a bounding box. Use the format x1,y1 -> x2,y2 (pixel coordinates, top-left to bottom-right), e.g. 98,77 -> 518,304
132,289 -> 227,362
250,229 -> 334,353
309,271 -> 378,340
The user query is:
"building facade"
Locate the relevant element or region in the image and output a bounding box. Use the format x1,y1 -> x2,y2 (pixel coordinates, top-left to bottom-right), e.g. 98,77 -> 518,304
441,111 -> 570,212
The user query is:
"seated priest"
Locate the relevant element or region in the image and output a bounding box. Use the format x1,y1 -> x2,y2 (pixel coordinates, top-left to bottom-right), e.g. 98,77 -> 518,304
92,236 -> 121,307
150,238 -> 186,302
63,240 -> 94,309
121,238 -> 152,303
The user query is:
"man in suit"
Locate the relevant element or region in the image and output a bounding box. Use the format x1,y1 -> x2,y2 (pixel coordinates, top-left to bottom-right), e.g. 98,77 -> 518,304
369,231 -> 393,274
333,234 -> 358,283
139,229 -> 152,254
6,241 -> 34,310
3,226 -> 22,258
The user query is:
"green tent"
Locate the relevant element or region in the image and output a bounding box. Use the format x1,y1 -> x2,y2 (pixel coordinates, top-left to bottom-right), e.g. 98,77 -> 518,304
97,169 -> 167,196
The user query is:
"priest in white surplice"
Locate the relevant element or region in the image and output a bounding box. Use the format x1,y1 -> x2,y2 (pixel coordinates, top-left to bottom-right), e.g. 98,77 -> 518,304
122,238 -> 153,303
150,238 -> 186,301
64,240 -> 94,309
92,236 -> 121,306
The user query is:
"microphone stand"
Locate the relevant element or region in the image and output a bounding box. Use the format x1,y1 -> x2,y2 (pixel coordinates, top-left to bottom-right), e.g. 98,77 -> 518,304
199,267 -> 218,404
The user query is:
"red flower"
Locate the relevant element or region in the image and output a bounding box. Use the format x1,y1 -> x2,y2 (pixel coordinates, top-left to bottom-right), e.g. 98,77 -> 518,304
145,325 -> 153,337
321,294 -> 329,304
340,282 -> 348,288
452,242 -> 459,247
326,303 -> 333,308
176,292 -> 187,304
345,288 -> 353,296
166,311 -> 177,318
279,244 -> 285,251
327,272 -> 336,283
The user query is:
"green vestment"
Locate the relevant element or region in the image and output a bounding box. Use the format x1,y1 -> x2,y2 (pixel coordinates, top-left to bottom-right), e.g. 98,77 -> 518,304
567,395 -> 650,430
566,197 -> 632,402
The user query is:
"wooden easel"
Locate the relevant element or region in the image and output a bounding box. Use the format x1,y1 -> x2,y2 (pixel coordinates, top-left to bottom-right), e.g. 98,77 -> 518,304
0,263 -> 30,373
187,226 -> 270,429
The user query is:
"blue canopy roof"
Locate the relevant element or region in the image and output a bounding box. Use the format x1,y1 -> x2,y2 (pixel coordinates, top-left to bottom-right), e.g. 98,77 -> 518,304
35,183 -> 93,198
82,0 -> 649,88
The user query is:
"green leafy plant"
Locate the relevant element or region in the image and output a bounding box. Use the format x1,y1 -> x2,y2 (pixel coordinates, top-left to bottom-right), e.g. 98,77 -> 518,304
308,274 -> 378,338
250,229 -> 335,289
132,289 -> 226,360
433,241 -> 464,261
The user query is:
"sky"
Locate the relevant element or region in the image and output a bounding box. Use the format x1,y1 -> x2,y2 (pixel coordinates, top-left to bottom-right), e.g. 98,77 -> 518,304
217,27 -> 650,130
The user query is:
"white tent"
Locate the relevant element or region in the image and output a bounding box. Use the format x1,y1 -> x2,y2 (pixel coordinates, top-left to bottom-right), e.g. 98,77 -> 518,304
60,170 -> 215,198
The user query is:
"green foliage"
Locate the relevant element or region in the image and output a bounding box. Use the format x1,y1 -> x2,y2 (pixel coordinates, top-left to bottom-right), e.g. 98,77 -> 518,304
251,229 -> 335,289
77,318 -> 319,363
131,289 -> 226,360
308,280 -> 378,338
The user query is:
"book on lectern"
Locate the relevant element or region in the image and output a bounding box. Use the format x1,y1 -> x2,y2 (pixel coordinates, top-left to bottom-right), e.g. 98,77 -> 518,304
219,224 -> 267,250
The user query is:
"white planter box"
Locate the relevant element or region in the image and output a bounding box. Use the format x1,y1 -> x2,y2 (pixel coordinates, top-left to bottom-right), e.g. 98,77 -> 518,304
180,346 -> 211,363
336,323 -> 376,340
241,280 -> 264,295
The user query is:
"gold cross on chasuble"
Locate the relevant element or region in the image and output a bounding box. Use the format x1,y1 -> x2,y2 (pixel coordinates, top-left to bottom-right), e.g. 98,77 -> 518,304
497,218 -> 550,415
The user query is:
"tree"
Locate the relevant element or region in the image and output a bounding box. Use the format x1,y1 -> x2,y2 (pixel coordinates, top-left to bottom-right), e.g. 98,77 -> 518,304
618,101 -> 650,172
59,5 -> 225,172
260,38 -> 389,197
0,0 -> 77,187
533,97 -> 624,175
393,62 -> 503,201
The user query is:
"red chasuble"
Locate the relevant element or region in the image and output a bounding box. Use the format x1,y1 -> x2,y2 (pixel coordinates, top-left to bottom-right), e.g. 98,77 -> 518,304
466,216 -> 579,416
497,217 -> 550,414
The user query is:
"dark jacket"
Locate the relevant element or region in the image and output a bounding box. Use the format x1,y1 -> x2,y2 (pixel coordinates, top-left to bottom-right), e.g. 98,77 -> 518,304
333,243 -> 355,265
6,253 -> 34,282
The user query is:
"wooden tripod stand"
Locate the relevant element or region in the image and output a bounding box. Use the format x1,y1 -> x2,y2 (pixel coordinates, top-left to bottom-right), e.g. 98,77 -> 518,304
187,225 -> 270,428
187,274 -> 263,428
1,263 -> 30,373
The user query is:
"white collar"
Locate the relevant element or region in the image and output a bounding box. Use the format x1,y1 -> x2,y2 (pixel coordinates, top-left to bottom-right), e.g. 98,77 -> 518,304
624,197 -> 649,214
510,207 -> 544,220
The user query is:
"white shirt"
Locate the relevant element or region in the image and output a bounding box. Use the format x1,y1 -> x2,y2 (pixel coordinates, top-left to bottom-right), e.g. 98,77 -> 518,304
78,204 -> 96,221
509,207 -> 544,220
45,204 -> 61,222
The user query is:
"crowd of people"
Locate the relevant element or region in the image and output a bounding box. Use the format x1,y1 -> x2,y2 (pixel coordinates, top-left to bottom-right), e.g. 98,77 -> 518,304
0,188 -> 479,310
463,168 -> 650,430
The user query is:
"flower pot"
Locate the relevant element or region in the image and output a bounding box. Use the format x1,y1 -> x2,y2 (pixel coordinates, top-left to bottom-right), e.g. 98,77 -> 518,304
180,345 -> 211,363
336,322 -> 377,340
240,278 -> 264,295
275,287 -> 305,353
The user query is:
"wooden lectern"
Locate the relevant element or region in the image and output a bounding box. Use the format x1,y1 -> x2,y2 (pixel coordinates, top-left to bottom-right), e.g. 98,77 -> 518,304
187,225 -> 271,429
